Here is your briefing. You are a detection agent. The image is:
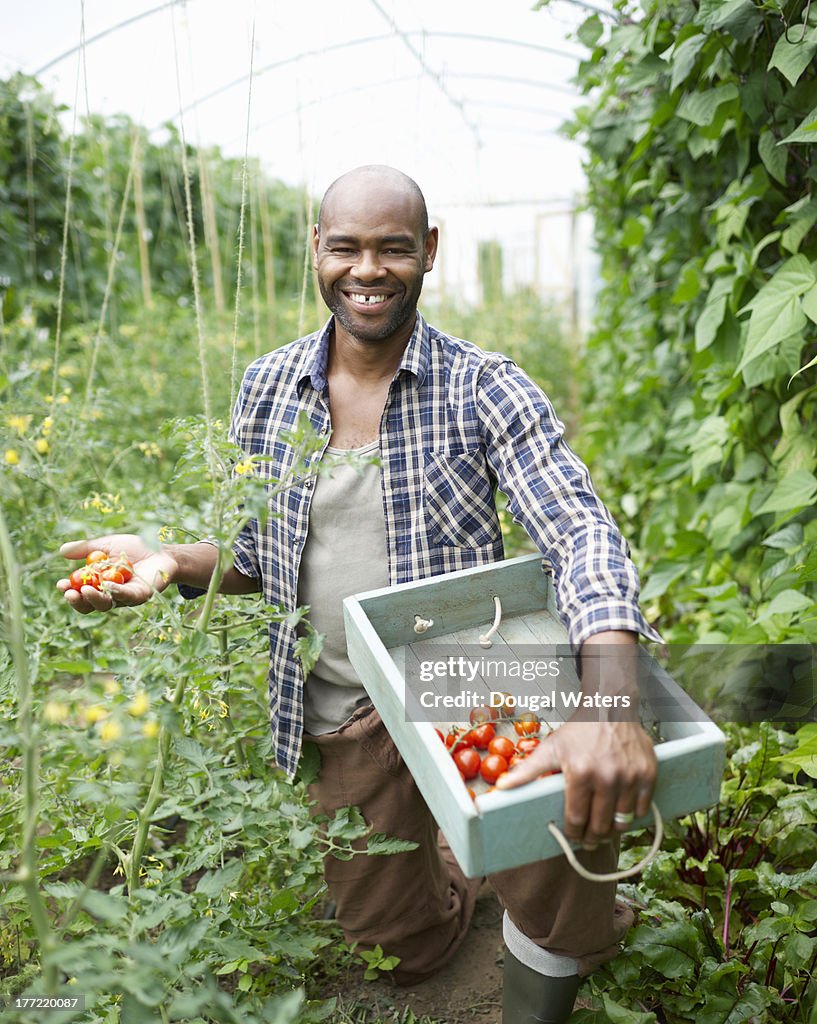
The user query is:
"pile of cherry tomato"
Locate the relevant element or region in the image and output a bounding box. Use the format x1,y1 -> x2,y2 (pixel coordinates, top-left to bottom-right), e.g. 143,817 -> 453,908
436,703 -> 560,796
68,549 -> 135,591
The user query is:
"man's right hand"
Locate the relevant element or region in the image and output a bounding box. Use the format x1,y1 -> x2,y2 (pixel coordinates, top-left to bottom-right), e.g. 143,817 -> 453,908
57,535 -> 179,614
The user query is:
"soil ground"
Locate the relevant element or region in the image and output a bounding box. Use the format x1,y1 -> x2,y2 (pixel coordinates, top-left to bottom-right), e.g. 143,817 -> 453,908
328,881 -> 505,1023
324,883 -> 594,1023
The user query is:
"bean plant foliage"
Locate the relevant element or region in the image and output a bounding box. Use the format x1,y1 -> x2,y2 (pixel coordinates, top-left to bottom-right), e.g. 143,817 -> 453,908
540,0 -> 817,649
532,0 -> 817,1019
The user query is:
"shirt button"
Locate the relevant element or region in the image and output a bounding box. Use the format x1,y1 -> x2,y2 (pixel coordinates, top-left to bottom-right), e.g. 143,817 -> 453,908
304,478 -> 313,489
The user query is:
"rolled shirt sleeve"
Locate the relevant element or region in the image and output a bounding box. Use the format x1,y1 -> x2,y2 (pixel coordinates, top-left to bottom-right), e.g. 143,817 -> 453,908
478,359 -> 661,650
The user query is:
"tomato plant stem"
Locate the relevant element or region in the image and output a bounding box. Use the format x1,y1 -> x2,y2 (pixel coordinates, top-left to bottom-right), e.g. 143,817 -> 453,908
0,508 -> 57,991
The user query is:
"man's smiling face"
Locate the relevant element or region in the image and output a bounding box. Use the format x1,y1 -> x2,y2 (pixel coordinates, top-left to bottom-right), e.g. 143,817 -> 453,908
312,169 -> 437,345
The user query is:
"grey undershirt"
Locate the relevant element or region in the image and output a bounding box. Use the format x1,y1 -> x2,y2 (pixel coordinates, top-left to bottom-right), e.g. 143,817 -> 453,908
298,440 -> 389,735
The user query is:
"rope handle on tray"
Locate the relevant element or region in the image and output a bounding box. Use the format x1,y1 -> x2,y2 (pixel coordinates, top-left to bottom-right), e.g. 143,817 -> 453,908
479,596 -> 502,648
547,801 -> 663,882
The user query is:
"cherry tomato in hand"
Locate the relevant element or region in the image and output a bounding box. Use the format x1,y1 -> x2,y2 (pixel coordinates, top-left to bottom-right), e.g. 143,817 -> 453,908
69,568 -> 101,591
86,550 -> 108,566
453,747 -> 481,780
114,555 -> 134,582
100,567 -> 126,585
480,753 -> 508,784
487,735 -> 515,760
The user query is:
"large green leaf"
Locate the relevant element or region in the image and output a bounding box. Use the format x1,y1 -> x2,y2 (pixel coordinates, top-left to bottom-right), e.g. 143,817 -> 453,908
641,560 -> 688,602
737,255 -> 814,371
758,128 -> 788,184
781,105 -> 817,143
768,24 -> 817,87
669,32 -> 707,92
677,84 -> 738,127
755,469 -> 817,514
757,588 -> 814,620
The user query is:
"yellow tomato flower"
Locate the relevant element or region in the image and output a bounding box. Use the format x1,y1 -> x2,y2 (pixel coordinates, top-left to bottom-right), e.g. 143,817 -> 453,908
4,449 -> 20,466
128,690 -> 150,717
43,700 -> 69,723
35,439 -> 49,454
98,719 -> 122,744
235,459 -> 255,475
6,414 -> 31,435
141,720 -> 160,739
42,416 -> 53,435
103,678 -> 120,696
83,704 -> 107,725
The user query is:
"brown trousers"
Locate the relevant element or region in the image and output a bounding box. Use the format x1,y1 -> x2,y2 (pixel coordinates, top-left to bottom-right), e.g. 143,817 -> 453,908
306,705 -> 632,985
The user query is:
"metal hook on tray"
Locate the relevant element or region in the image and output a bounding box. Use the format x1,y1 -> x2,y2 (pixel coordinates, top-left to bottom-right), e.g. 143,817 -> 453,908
479,596 -> 502,648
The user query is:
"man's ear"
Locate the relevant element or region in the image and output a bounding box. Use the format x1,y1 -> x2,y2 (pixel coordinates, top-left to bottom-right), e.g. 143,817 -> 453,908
423,226 -> 439,273
311,224 -> 320,269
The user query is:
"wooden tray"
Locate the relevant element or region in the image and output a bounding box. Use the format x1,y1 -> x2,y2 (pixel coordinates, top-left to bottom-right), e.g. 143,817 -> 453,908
343,554 -> 726,877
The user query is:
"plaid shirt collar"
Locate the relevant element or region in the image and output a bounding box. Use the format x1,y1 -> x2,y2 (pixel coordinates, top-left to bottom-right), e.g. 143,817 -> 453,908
297,311 -> 431,396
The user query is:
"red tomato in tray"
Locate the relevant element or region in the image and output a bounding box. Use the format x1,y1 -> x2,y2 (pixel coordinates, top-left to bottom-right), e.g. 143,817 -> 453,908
469,722 -> 496,750
480,753 -> 508,785
446,727 -> 475,750
513,713 -> 540,737
453,747 -> 481,780
469,705 -> 499,725
516,737 -> 540,755
487,735 -> 515,760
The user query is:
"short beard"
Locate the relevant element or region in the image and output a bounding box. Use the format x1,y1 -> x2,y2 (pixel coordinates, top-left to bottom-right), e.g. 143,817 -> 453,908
320,281 -> 420,343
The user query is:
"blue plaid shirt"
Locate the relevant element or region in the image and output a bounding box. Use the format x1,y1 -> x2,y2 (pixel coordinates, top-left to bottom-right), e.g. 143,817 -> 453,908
189,312 -> 659,776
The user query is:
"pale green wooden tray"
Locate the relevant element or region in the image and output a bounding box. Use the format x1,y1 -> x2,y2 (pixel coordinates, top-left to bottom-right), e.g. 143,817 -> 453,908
343,553 -> 726,877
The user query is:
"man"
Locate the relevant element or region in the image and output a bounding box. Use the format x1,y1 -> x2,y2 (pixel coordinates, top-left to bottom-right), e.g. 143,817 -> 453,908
59,165 -> 660,1024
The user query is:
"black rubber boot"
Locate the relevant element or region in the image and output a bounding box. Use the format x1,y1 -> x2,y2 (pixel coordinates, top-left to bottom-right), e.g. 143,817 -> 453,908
502,948 -> 581,1024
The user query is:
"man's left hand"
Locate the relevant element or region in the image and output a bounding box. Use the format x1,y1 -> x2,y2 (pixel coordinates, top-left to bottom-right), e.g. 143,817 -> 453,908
493,629 -> 657,847
493,718 -> 657,847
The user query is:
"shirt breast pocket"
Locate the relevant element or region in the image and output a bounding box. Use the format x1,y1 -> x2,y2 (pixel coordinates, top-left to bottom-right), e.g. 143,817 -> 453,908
423,448 -> 498,548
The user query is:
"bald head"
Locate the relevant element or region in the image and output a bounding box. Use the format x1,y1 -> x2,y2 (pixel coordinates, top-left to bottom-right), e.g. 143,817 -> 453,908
318,165 -> 429,239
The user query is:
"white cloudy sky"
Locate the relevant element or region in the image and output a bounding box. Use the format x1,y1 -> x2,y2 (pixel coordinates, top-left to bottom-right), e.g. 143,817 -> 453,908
2,0 -> 610,305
